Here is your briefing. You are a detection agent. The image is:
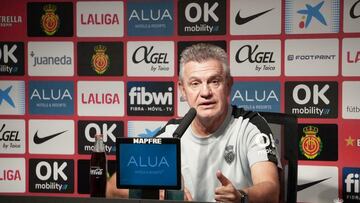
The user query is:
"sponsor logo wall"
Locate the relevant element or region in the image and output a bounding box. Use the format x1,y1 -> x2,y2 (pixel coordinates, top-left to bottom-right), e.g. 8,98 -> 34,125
0,0 -> 359,202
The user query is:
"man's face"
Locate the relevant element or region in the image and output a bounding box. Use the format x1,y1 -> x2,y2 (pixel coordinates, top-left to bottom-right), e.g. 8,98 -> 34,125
180,59 -> 232,120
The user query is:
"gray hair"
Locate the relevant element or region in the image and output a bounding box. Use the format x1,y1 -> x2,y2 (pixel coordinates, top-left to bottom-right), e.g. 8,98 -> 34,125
179,43 -> 230,81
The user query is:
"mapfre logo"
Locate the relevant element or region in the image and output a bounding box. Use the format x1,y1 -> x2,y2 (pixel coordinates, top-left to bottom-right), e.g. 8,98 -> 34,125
29,81 -> 74,115
230,0 -> 280,35
77,1 -> 123,37
77,42 -> 123,76
127,81 -> 174,116
342,81 -> 360,119
230,40 -> 281,76
127,41 -> 174,77
29,159 -> 74,193
78,120 -> 123,155
343,0 -> 360,33
178,0 -> 226,35
285,81 -> 338,118
343,167 -> 360,202
28,41 -> 74,76
0,80 -> 25,115
342,38 -> 360,76
0,119 -> 25,154
127,1 -> 174,36
285,39 -> 338,76
29,119 -> 74,155
285,0 -> 339,34
27,2 -> 73,37
0,158 -> 25,192
0,42 -> 24,76
231,81 -> 280,112
77,81 -> 124,116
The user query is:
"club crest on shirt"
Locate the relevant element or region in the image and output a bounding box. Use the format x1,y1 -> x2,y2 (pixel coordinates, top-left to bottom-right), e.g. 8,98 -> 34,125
224,145 -> 235,164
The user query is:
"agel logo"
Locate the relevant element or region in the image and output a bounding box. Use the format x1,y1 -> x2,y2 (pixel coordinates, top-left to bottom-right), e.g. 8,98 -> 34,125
178,0 -> 226,35
285,81 -> 338,118
343,167 -> 360,202
127,81 -> 174,116
0,42 -> 24,76
27,2 -> 73,37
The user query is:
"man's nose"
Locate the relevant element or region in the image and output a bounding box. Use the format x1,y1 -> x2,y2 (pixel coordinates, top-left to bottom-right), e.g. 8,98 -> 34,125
199,83 -> 212,97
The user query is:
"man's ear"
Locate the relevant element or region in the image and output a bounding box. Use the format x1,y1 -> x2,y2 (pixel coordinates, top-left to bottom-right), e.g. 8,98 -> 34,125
178,81 -> 187,101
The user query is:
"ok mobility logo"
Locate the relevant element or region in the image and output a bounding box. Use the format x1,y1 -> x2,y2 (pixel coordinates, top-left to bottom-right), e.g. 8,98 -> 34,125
178,0 -> 226,35
29,159 -> 74,193
285,81 -> 338,118
0,42 -> 24,76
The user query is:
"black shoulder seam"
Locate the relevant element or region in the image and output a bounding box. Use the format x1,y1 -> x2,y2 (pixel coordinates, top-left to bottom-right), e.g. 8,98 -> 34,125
232,105 -> 259,120
154,118 -> 181,137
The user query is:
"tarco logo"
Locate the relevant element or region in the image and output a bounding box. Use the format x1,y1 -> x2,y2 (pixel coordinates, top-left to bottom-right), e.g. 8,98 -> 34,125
299,126 -> 322,159
41,4 -> 60,36
91,45 -> 109,74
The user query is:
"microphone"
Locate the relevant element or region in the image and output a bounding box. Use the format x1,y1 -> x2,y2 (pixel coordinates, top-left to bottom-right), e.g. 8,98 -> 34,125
173,108 -> 197,138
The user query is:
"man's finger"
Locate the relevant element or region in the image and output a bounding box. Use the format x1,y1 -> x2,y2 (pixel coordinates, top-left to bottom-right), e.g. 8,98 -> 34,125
216,170 -> 231,186
184,187 -> 193,200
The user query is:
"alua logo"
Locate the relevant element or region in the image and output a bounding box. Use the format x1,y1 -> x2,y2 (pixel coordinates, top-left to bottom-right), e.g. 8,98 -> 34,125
235,44 -> 275,64
91,45 -> 109,74
30,88 -> 72,101
132,46 -> 169,64
41,4 -> 60,36
128,8 -> 172,22
299,126 -> 322,159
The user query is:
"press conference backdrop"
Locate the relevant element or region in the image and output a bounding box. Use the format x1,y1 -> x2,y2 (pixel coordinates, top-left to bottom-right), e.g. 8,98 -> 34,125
0,0 -> 359,202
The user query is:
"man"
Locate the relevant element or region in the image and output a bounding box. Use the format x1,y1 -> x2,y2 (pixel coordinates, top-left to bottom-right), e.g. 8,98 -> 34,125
107,43 -> 280,203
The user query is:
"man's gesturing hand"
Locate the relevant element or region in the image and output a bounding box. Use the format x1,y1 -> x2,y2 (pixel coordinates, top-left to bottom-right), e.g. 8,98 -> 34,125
215,170 -> 244,203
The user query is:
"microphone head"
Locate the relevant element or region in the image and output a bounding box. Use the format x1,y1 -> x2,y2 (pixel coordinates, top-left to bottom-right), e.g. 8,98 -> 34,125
173,108 -> 197,138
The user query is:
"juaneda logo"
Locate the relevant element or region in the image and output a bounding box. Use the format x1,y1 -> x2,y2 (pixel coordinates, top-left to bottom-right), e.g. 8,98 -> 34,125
27,2 -> 73,37
78,120 -> 123,154
127,81 -> 174,116
285,81 -> 338,118
343,167 -> 360,202
0,42 -> 24,76
127,1 -> 174,36
178,0 -> 226,35
77,42 -> 123,76
29,159 -> 74,193
298,124 -> 338,161
0,120 -> 25,154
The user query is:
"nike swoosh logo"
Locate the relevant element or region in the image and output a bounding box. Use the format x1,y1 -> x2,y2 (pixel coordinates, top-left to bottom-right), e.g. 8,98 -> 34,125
33,130 -> 68,144
297,177 -> 330,192
235,8 -> 274,25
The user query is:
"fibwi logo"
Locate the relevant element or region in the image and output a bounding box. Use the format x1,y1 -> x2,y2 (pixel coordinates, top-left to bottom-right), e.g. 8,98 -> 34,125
41,4 -> 60,36
29,159 -> 74,193
178,0 -> 226,36
77,42 -> 123,76
77,81 -> 124,116
0,80 -> 25,115
0,42 -> 25,76
27,2 -> 73,37
127,1 -> 174,36
343,167 -> 360,202
127,82 -> 174,116
29,81 -> 74,115
285,0 -> 339,34
230,81 -> 280,112
76,1 -> 123,37
285,81 -> 338,118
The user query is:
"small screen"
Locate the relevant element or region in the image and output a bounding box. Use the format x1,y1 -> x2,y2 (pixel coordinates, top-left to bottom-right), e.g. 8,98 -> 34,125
116,138 -> 181,189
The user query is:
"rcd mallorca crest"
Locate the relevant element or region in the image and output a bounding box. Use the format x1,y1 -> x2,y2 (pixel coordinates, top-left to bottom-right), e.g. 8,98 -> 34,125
299,126 -> 323,159
91,45 -> 109,75
41,4 -> 60,35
